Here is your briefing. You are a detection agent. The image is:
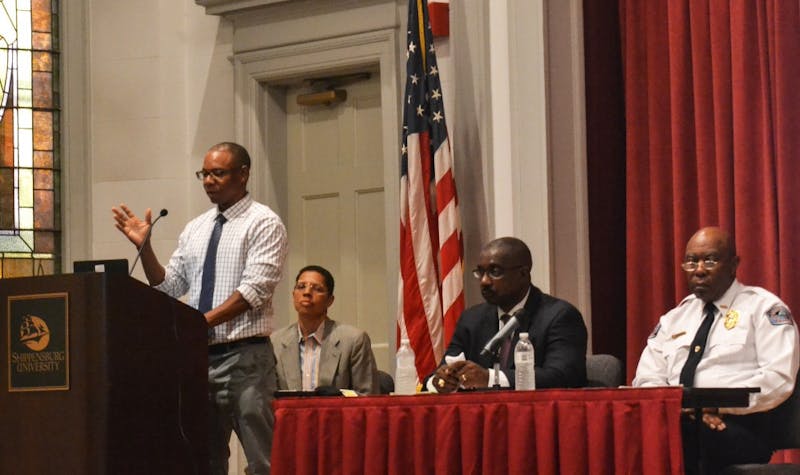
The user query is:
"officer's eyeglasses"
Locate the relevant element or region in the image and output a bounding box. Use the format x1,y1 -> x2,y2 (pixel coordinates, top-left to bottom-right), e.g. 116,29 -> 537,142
681,257 -> 720,272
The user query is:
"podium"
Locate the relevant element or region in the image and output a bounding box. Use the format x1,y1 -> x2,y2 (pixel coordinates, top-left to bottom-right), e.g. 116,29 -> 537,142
0,273 -> 208,475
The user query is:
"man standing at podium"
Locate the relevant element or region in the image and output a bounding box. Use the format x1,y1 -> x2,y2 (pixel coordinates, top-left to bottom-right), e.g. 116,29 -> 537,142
113,142 -> 288,475
633,227 -> 799,473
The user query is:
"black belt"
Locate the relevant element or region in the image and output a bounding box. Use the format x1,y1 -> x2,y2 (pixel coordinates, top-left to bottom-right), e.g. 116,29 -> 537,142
208,336 -> 268,355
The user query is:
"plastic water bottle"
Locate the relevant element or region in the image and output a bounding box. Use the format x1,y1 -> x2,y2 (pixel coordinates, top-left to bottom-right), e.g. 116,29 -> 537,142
514,332 -> 535,390
395,339 -> 417,395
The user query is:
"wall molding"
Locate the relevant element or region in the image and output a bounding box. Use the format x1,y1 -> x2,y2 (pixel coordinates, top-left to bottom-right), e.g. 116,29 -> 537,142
194,0 -> 292,16
233,26 -> 400,342
62,0 -> 91,266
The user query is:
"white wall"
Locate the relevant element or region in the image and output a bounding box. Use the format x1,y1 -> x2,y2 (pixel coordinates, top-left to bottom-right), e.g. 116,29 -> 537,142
65,1 -> 236,277
449,0 -> 590,315
64,0 -> 589,317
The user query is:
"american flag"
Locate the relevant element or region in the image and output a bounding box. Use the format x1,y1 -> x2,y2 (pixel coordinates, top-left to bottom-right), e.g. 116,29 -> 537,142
398,0 -> 465,378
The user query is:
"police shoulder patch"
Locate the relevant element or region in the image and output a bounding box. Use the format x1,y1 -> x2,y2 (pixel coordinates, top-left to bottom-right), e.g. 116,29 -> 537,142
767,304 -> 794,326
648,322 -> 662,339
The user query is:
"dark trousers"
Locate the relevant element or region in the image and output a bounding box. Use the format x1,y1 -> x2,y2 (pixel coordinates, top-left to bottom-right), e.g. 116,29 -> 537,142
681,411 -> 772,474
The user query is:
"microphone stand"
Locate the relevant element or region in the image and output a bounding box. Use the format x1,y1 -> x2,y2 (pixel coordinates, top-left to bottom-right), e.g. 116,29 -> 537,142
129,209 -> 168,276
479,311 -> 521,390
490,346 -> 502,390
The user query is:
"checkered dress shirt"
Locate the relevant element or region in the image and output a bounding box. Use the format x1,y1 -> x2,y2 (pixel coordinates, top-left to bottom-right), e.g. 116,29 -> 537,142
156,194 -> 288,343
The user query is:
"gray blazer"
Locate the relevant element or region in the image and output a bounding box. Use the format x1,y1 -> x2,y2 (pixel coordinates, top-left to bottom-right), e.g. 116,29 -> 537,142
272,319 -> 379,395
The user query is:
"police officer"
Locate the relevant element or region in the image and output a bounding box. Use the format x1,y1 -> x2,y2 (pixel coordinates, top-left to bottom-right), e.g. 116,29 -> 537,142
633,226 -> 799,473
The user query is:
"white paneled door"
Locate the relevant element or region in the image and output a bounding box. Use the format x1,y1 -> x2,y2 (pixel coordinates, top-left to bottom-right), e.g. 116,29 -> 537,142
229,72 -> 389,475
283,73 -> 389,368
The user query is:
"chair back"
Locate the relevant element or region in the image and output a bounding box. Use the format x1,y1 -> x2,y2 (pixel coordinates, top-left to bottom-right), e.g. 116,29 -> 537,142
586,354 -> 624,388
768,374 -> 800,450
377,370 -> 395,395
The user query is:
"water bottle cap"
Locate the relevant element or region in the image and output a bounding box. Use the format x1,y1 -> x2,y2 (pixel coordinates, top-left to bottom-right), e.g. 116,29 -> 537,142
519,332 -> 529,338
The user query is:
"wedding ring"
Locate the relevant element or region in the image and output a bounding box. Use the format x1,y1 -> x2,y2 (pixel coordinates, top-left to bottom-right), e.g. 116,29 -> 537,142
437,377 -> 446,388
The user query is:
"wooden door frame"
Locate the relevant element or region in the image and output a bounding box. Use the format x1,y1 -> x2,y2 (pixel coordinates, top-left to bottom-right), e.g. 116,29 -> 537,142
232,28 -> 400,351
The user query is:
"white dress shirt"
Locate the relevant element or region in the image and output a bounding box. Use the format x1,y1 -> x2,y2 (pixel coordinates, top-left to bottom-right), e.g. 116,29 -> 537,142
156,194 -> 288,343
633,279 -> 799,414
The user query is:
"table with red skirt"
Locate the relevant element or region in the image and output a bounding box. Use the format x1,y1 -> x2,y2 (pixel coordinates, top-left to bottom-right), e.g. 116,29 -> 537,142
271,387 -> 684,475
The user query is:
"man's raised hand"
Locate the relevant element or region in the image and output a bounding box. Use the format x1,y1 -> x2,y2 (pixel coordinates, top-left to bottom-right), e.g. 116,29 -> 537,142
112,204 -> 152,249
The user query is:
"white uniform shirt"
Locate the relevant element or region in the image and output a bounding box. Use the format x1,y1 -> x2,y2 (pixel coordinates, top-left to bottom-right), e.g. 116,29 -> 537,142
633,279 -> 799,414
155,194 -> 288,343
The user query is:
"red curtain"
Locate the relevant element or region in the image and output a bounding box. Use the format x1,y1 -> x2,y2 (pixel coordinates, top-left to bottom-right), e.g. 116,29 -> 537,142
584,0 -> 627,362
620,0 -> 800,463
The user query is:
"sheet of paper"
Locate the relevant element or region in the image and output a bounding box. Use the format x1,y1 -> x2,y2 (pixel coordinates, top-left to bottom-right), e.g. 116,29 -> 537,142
445,353 -> 465,364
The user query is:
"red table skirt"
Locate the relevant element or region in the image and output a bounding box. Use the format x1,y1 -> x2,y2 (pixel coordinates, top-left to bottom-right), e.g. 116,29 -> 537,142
272,387 -> 684,475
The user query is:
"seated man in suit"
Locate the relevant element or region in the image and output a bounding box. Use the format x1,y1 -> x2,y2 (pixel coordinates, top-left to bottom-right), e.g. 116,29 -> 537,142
425,237 -> 587,392
633,226 -> 800,473
272,265 -> 379,395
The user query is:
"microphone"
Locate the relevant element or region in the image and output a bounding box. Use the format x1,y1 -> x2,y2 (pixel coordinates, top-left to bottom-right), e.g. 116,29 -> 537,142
479,309 -> 523,358
129,208 -> 168,276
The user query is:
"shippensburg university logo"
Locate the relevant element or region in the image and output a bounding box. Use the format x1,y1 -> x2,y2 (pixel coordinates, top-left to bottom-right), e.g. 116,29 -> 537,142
12,313 -> 64,375
8,293 -> 68,391
19,314 -> 51,351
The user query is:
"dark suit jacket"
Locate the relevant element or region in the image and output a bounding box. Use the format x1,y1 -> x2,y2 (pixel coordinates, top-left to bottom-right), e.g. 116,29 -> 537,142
272,319 -> 379,395
428,284 -> 587,389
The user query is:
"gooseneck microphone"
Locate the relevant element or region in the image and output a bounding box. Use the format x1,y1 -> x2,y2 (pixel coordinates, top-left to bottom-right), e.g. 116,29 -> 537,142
129,208 -> 168,276
479,308 -> 523,358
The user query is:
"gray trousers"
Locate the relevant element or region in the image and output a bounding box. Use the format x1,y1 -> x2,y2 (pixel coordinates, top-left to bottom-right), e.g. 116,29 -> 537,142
208,340 -> 277,475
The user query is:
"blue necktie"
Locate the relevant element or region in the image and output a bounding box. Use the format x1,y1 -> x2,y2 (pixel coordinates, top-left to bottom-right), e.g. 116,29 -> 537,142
198,214 -> 226,314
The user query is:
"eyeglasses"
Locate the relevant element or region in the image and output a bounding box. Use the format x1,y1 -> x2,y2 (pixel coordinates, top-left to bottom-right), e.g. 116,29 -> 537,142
471,265 -> 525,280
294,282 -> 328,294
195,166 -> 246,181
681,256 -> 721,272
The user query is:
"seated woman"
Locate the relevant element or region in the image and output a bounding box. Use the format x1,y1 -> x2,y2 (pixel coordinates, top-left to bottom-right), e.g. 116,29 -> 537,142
272,265 -> 379,395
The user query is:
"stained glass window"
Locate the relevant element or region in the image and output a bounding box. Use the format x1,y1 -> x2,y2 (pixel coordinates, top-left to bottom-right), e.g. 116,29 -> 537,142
0,0 -> 60,278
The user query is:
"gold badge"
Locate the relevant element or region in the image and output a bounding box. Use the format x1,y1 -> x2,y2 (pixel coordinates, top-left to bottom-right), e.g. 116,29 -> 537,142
724,309 -> 739,330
